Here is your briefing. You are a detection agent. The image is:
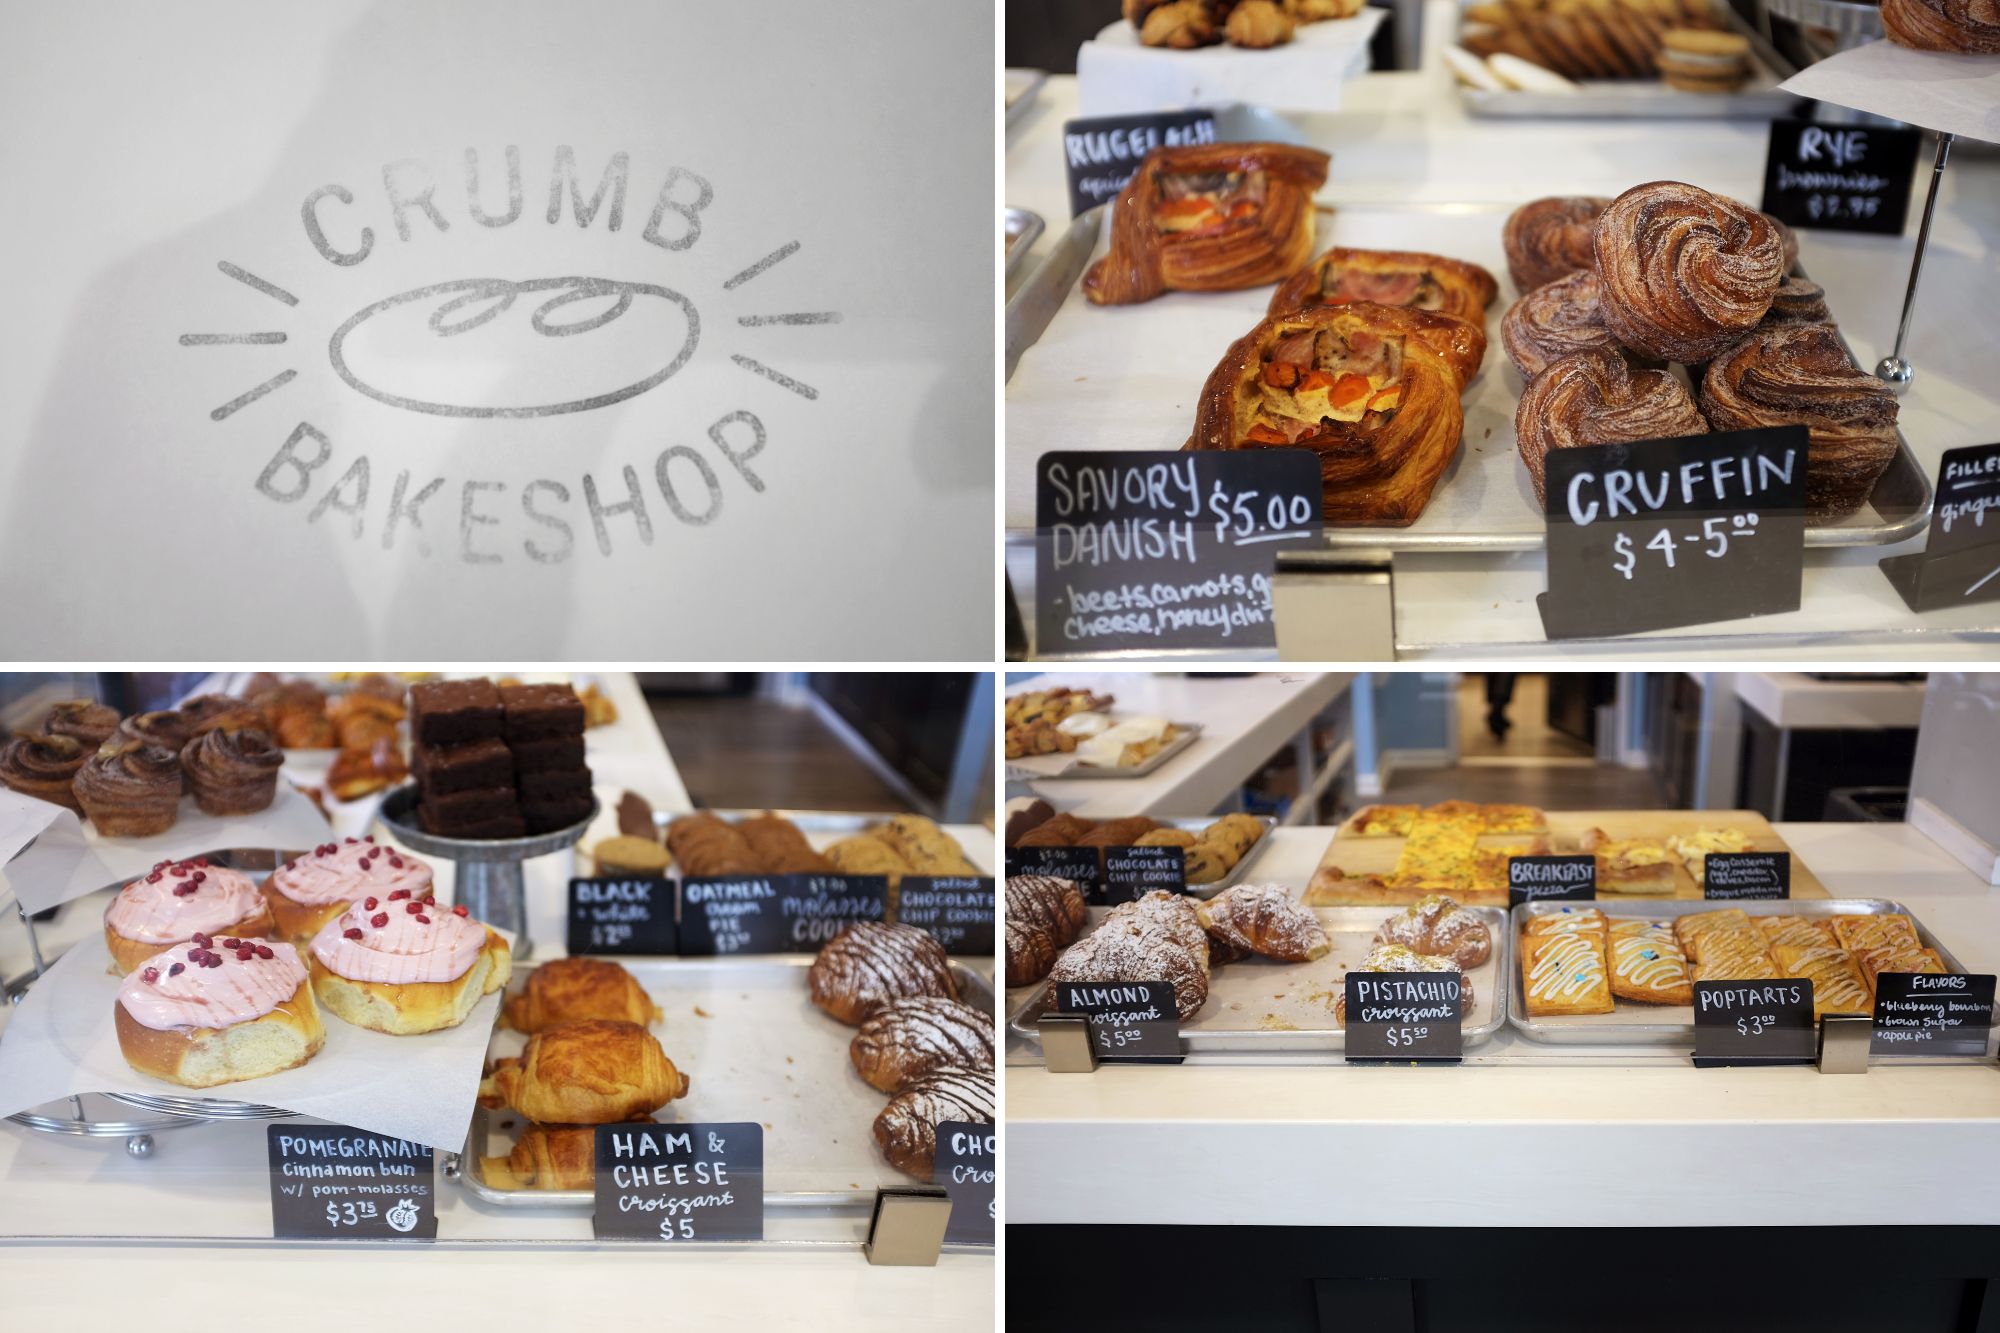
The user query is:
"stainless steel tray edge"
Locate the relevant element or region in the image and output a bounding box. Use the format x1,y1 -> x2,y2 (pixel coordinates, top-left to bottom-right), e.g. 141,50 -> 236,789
1005,206 -> 1047,294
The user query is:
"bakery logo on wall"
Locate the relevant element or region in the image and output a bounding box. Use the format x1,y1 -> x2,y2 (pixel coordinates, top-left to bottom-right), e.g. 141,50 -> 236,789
179,146 -> 838,563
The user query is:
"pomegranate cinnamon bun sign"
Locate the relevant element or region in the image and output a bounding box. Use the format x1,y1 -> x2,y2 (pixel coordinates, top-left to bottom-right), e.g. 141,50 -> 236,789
1537,425 -> 1809,640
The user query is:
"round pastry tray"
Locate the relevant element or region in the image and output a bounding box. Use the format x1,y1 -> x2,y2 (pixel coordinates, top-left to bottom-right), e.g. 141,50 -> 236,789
375,786 -> 598,861
1762,0 -> 1883,42
102,1091 -> 294,1120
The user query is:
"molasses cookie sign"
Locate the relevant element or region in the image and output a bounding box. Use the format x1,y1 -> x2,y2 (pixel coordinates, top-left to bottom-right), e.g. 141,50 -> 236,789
1880,442 -> 2000,612
1538,426 -> 1808,640
1036,450 -> 1323,654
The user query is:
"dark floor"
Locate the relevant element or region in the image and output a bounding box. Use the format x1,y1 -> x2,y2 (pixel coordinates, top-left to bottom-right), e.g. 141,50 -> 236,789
648,695 -> 911,813
1381,762 -> 1667,810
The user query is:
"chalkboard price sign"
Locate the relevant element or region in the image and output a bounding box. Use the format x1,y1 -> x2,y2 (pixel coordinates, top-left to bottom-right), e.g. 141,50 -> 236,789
1871,972 -> 1997,1057
1036,450 -> 1323,655
1053,979 -> 1183,1064
593,1122 -> 764,1241
1100,845 -> 1187,903
1343,972 -> 1464,1063
893,876 -> 996,956
566,877 -> 677,956
1007,845 -> 1101,890
1063,110 -> 1218,217
1760,122 -> 1920,235
678,874 -> 888,955
1693,978 -> 1816,1068
1881,442 -> 2000,612
935,1120 -> 997,1246
1508,854 -> 1596,907
1702,852 -> 1790,901
267,1125 -> 437,1241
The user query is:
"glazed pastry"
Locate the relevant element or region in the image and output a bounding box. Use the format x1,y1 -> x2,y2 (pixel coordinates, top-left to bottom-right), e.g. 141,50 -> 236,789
115,938 -> 323,1088
1773,943 -> 1873,1017
265,836 -> 434,942
1005,874 -> 1090,987
178,694 -> 265,735
1502,196 -> 1611,293
1189,302 -> 1486,526
664,812 -> 760,877
481,1117 -> 653,1191
1854,944 -> 1946,985
1759,915 -> 1838,951
1608,929 -> 1692,1005
1830,914 -> 1921,954
1334,943 -> 1469,1025
480,1019 -> 689,1123
849,996 -> 995,1093
1522,905 -> 1608,939
1592,181 -> 1785,362
1522,930 -> 1615,1016
73,740 -> 183,837
1083,142 -> 1331,306
808,921 -> 958,1026
103,858 -> 276,976
872,815 -> 979,876
1699,323 -> 1899,518
308,897 -> 512,1034
1269,247 -> 1498,324
873,1067 -> 994,1182
42,699 -> 120,751
1372,893 -> 1492,968
1762,274 -> 1830,325
1047,889 -> 1211,1021
502,956 -> 663,1033
737,811 -> 832,874
1226,0 -> 1295,45
1883,0 -> 2000,51
1515,347 -> 1708,506
1196,883 -> 1330,963
1672,907 -> 1750,958
179,726 -> 284,816
0,732 -> 89,813
1499,269 -> 1624,379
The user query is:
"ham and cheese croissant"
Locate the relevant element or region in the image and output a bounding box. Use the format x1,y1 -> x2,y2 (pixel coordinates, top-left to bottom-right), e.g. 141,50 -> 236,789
1084,142 -> 1331,306
479,1019 -> 690,1124
1268,247 -> 1498,324
502,958 -> 664,1033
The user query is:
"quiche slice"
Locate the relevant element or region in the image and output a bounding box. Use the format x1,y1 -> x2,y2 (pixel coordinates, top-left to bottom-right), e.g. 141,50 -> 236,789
1577,828 -> 1677,895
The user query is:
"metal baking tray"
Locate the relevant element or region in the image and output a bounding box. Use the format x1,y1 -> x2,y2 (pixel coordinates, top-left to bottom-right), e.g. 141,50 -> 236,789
1017,720 -> 1203,781
453,957 -> 994,1210
1507,898 -> 1975,1046
644,809 -> 992,877
1003,200 -> 1933,553
1455,3 -> 1799,120
1005,813 -> 1279,900
1008,903 -> 1510,1054
1005,206 -> 1046,292
1004,67 -> 1047,127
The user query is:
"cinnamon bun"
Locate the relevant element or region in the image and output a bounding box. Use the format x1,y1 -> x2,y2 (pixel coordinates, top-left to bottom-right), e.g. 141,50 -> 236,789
308,896 -> 512,1034
0,733 -> 89,813
1883,0 -> 2000,52
1268,246 -> 1497,323
1515,348 -> 1708,506
1502,196 -> 1610,293
1591,181 -> 1785,363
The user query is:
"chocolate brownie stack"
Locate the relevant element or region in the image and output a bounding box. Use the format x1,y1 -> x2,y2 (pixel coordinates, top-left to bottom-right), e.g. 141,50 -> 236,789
409,679 -> 593,838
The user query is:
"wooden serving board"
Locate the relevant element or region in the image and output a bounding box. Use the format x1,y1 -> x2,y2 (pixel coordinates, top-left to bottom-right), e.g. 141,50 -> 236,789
1308,808 -> 1826,905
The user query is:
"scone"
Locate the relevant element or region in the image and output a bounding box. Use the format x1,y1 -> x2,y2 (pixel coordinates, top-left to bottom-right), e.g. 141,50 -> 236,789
264,836 -> 435,943
307,896 -> 511,1034
115,938 -> 324,1088
103,859 -> 276,977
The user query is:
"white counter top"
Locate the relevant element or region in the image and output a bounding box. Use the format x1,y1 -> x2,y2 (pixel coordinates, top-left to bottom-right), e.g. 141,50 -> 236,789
1015,672 -> 1351,816
1734,670 -> 1930,729
1007,819 -> 2000,1227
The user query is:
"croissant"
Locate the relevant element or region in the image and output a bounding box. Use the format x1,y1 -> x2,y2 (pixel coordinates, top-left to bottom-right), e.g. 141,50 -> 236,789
849,996 -> 995,1093
1005,873 -> 1090,987
479,1019 -> 690,1124
1372,893 -> 1492,968
1884,0 -> 2000,51
502,957 -> 663,1033
1502,196 -> 1611,293
1515,348 -> 1708,506
1083,142 -> 1331,306
1592,181 -> 1785,363
874,1067 -> 994,1182
1699,323 -> 1899,518
1195,883 -> 1330,963
1499,269 -> 1624,379
1268,246 -> 1498,324
808,921 -> 958,1025
1188,302 -> 1485,526
481,1116 -> 654,1191
1046,890 -> 1210,1021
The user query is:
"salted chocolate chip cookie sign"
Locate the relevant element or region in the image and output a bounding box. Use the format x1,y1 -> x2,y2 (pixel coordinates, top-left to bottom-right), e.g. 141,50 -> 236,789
892,877 -> 996,957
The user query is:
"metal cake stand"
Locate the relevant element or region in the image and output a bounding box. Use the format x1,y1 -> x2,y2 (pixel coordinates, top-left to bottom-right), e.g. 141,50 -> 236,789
375,786 -> 599,961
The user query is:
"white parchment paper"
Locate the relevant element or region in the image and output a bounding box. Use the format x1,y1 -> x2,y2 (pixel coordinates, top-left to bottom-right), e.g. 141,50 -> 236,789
0,927 -> 508,1150
1078,12 -> 1386,116
1780,41 -> 2000,145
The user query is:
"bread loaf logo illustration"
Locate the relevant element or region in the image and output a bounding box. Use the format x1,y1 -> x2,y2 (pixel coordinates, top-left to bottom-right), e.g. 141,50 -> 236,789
177,145 -> 838,563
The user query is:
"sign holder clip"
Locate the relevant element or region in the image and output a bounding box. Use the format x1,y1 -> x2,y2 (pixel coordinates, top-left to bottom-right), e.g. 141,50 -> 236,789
1818,1014 -> 1872,1074
864,1187 -> 953,1266
1039,1013 -> 1099,1073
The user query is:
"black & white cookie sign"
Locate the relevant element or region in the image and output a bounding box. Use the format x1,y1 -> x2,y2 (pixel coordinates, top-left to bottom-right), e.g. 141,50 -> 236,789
566,876 -> 677,955
593,1122 -> 764,1241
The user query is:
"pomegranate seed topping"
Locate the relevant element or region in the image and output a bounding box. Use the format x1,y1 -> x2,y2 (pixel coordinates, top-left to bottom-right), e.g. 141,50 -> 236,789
190,872 -> 205,884
388,889 -> 410,900
406,900 -> 424,914
343,928 -> 363,940
452,904 -> 469,917
140,968 -> 159,983
236,948 -> 256,961
364,897 -> 379,910
255,945 -> 274,959
205,955 -> 223,968
414,914 -> 430,924
195,858 -> 208,868
146,872 -> 162,883
345,836 -> 357,844
389,857 -> 404,869
365,835 -> 375,842
192,933 -> 211,948
168,963 -> 184,977
371,912 -> 389,928
222,939 -> 240,950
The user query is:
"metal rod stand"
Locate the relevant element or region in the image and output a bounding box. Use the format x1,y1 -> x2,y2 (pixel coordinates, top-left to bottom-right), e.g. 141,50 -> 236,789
1875,130 -> 1954,392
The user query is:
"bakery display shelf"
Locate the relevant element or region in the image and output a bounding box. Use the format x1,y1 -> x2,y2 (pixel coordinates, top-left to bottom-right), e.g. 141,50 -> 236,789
1002,200 -> 1933,553
1456,2 -> 1800,119
455,957 -> 994,1212
643,808 -> 996,881
1508,897 -> 1980,1047
1006,723 -> 1204,783
1006,903 -> 1510,1054
1006,206 -> 1047,291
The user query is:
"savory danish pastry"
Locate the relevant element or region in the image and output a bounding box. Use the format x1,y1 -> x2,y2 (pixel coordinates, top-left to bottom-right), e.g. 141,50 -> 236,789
1883,0 -> 2000,51
1195,883 -> 1330,963
1515,348 -> 1708,506
1188,302 -> 1486,526
1592,181 -> 1786,363
1267,247 -> 1498,324
1503,196 -> 1611,293
1083,142 -> 1331,306
1699,323 -> 1900,518
1499,269 -> 1624,379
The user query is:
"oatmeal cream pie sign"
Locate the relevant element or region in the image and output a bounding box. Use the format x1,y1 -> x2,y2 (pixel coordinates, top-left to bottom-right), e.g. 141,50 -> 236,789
0,1 -> 991,656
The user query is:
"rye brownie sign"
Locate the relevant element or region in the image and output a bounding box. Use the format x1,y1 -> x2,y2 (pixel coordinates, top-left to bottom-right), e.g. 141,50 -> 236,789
0,0 -> 989,657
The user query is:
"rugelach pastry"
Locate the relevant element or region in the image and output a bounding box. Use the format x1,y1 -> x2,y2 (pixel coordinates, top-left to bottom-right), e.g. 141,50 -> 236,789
0,732 -> 89,813
1334,942 -> 1469,1025
809,921 -> 959,1025
1592,181 -> 1785,362
1503,196 -> 1611,293
481,1019 -> 689,1123
1083,142 -> 1331,305
1883,0 -> 2000,51
502,956 -> 663,1033
873,1066 -> 993,1182
1608,928 -> 1692,1004
104,858 -> 276,976
1005,874 -> 1090,987
1268,247 -> 1498,324
1500,269 -> 1624,378
1226,0 -> 1295,46
1047,889 -> 1211,1021
1522,930 -> 1615,1016
1373,893 -> 1492,967
73,740 -> 184,837
308,895 -> 511,1034
115,938 -> 323,1088
179,726 -> 283,816
1515,347 -> 1708,506
1196,883 -> 1330,963
849,996 -> 995,1093
265,836 -> 434,942
1188,302 -> 1486,526
42,699 -> 121,750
